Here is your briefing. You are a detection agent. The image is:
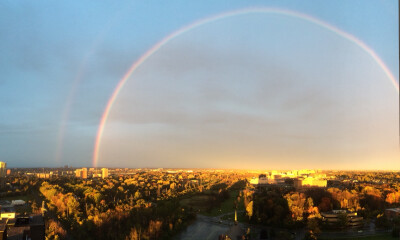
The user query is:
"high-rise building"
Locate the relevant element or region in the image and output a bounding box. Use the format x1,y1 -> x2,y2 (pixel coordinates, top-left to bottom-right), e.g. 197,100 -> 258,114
75,168 -> 88,179
0,162 -> 6,188
81,168 -> 88,179
0,162 -> 6,178
101,168 -> 108,179
75,169 -> 82,178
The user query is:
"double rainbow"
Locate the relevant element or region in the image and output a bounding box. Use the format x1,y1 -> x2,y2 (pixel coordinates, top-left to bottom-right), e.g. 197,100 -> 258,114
92,7 -> 399,167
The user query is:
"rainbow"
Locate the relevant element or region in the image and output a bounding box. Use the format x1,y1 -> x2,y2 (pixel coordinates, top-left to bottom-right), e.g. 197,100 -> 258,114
54,10 -> 127,165
92,7 -> 399,167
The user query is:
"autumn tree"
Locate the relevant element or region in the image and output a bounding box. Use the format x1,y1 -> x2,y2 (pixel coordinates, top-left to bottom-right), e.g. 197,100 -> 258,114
246,201 -> 253,219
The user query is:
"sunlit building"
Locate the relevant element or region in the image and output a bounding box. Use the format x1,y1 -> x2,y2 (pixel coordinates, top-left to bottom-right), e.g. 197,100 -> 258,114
36,173 -> 50,179
75,169 -> 82,178
0,162 -> 6,178
0,207 -> 16,219
102,168 -> 108,179
75,168 -> 88,179
82,168 -> 88,179
249,177 -> 258,185
294,177 -> 327,188
0,162 -> 6,188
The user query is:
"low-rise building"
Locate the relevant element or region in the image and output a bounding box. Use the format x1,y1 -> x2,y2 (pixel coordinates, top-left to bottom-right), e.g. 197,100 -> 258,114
385,208 -> 400,219
321,210 -> 363,227
6,215 -> 45,240
11,200 -> 25,206
0,207 -> 15,220
294,177 -> 327,188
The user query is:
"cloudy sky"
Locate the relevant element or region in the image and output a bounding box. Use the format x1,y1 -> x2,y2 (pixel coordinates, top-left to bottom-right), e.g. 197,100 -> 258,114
0,1 -> 398,169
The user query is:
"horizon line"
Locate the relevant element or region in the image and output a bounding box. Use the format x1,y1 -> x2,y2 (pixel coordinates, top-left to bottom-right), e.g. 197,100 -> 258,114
6,166 -> 400,172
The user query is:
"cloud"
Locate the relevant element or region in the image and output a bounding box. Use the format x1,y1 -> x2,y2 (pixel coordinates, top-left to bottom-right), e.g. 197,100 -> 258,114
97,22 -> 399,169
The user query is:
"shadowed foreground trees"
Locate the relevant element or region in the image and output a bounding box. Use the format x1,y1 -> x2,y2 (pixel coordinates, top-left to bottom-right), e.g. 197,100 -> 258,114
250,188 -> 291,226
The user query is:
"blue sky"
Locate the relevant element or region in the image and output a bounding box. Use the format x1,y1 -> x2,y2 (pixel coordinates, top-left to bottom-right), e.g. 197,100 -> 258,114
0,0 -> 398,169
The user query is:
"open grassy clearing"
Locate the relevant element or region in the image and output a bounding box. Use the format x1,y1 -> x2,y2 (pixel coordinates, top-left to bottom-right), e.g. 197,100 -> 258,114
180,190 -> 244,217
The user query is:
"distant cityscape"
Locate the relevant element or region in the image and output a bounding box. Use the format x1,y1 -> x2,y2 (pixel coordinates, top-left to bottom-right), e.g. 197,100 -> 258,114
1,161 -> 400,239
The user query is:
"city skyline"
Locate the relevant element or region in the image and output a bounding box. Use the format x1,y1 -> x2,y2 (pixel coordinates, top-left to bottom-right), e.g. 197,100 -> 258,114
0,1 -> 399,169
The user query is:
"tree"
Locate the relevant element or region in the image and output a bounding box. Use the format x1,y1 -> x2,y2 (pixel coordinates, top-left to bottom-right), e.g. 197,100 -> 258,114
307,218 -> 321,235
46,219 -> 67,239
285,192 -> 306,221
318,197 -> 332,212
134,190 -> 142,200
31,201 -> 39,213
246,201 -> 253,219
148,220 -> 162,239
336,213 -> 348,229
126,227 -> 139,240
304,231 -> 317,240
65,193 -> 80,217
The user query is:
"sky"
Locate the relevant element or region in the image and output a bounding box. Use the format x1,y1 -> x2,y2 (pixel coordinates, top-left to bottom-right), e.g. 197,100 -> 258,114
0,0 -> 398,169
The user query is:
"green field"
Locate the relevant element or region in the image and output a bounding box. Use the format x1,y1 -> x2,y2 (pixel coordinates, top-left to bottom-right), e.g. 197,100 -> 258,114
179,190 -> 244,217
180,194 -> 211,212
203,190 -> 243,217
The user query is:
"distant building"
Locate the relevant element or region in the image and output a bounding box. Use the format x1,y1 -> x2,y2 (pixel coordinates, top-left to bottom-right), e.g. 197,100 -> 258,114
81,168 -> 88,179
258,174 -> 268,185
385,208 -> 400,220
321,210 -> 363,227
101,168 -> 108,179
249,177 -> 258,185
249,174 -> 286,186
75,168 -> 88,179
294,177 -> 327,188
0,162 -> 6,178
0,162 -> 5,189
293,178 -> 302,188
75,169 -> 82,178
36,173 -> 50,179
